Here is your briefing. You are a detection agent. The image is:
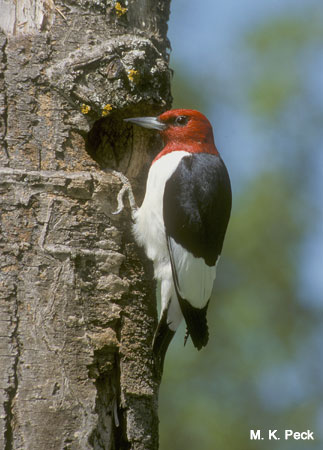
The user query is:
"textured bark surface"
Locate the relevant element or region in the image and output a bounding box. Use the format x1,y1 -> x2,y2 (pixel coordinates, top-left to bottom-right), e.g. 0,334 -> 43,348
0,1 -> 172,449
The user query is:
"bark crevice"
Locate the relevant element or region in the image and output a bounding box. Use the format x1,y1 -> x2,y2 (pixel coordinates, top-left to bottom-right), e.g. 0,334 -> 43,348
3,284 -> 20,450
0,31 -> 9,164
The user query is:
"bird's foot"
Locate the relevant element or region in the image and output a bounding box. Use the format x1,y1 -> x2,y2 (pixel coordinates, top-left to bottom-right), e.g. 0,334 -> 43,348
110,170 -> 138,220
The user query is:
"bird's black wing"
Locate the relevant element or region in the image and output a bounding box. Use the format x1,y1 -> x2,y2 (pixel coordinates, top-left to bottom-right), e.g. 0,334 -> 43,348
163,152 -> 232,349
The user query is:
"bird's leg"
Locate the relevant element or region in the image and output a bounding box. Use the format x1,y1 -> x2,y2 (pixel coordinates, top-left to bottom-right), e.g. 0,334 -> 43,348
111,170 -> 138,220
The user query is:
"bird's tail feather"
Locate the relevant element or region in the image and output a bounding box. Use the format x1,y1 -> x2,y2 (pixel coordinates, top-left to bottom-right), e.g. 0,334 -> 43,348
178,297 -> 209,350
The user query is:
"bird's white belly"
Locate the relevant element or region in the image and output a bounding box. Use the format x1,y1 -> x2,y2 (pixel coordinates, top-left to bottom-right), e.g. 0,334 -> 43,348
133,151 -> 189,280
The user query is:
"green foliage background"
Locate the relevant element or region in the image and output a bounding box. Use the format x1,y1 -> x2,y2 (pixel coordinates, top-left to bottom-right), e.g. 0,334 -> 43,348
159,4 -> 323,450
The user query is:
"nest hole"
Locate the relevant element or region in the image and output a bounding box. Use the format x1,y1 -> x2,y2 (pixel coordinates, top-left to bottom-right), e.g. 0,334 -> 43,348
85,114 -> 133,171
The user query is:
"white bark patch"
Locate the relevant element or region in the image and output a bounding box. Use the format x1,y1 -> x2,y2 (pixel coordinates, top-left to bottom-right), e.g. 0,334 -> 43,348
0,0 -> 55,35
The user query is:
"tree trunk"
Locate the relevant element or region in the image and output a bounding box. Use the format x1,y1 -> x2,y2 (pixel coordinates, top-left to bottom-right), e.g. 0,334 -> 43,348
0,1 -> 171,449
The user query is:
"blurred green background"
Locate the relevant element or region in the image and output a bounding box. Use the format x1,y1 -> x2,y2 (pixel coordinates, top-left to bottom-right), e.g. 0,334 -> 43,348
159,1 -> 323,449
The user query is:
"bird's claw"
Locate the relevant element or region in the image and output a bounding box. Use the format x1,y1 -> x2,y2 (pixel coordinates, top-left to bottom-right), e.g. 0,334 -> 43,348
112,183 -> 129,215
111,170 -> 137,219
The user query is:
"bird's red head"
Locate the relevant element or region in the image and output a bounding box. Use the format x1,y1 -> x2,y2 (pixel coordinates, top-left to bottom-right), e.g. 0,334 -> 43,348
124,109 -> 219,163
156,109 -> 219,160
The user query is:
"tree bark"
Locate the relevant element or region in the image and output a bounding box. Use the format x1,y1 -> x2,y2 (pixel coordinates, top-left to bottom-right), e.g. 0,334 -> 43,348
0,1 -> 171,449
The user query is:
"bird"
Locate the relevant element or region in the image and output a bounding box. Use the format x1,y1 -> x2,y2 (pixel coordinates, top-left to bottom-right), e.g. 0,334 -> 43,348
119,109 -> 232,371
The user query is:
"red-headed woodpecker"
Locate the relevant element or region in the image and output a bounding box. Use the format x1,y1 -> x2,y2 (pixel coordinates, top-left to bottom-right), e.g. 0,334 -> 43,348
121,109 -> 232,369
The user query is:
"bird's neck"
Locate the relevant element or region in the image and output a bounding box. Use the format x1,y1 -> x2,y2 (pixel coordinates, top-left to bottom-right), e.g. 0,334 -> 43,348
152,140 -> 219,164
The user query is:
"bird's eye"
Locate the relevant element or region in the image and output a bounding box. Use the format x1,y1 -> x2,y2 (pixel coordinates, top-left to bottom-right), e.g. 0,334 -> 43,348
175,115 -> 188,126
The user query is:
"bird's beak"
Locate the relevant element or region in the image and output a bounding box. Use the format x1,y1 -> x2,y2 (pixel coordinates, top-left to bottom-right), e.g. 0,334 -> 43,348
124,116 -> 166,131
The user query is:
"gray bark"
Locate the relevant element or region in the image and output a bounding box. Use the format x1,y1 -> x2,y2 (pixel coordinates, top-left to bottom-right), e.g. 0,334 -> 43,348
0,1 -> 172,449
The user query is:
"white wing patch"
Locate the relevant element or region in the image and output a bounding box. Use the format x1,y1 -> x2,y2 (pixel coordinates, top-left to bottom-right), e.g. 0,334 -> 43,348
169,237 -> 217,309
